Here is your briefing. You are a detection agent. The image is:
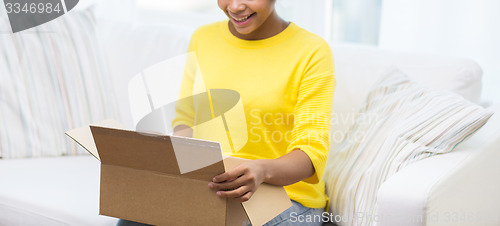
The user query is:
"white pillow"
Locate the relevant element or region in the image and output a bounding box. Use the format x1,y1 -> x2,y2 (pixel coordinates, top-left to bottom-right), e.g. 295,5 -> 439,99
324,69 -> 494,226
330,44 -> 483,149
0,8 -> 119,158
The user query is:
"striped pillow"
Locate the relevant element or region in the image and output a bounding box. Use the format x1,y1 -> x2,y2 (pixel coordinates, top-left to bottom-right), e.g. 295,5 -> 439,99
0,9 -> 119,158
324,69 -> 494,226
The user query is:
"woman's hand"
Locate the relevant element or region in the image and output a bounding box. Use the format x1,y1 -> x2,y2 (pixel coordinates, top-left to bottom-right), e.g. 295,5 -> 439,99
173,125 -> 193,137
208,160 -> 268,202
208,149 -> 315,202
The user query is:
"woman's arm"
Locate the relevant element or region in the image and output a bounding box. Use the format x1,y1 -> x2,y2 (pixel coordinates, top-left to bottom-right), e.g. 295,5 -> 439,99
208,149 -> 314,202
209,35 -> 335,204
260,149 -> 315,185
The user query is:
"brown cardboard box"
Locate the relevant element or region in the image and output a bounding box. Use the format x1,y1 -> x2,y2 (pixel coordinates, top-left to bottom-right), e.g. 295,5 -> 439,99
66,119 -> 292,226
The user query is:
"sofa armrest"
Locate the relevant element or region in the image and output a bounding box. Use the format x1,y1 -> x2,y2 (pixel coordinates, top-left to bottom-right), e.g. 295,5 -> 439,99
375,103 -> 500,226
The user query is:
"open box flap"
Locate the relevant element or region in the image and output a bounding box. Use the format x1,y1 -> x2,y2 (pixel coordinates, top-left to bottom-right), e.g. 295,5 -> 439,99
223,157 -> 293,226
90,125 -> 181,175
170,135 -> 224,175
65,119 -> 128,161
89,125 -> 225,181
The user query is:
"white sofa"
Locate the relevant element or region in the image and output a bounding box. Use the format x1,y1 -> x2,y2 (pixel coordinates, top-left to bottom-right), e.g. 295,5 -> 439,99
1,6 -> 499,226
330,45 -> 500,226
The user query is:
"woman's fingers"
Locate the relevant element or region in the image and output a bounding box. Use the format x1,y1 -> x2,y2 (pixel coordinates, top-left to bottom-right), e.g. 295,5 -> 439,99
235,192 -> 253,202
209,177 -> 244,190
212,166 -> 245,183
217,185 -> 254,202
209,172 -> 254,190
209,161 -> 265,202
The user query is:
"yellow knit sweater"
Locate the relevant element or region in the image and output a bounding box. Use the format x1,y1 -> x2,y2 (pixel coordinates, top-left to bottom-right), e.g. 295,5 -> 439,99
173,20 -> 335,208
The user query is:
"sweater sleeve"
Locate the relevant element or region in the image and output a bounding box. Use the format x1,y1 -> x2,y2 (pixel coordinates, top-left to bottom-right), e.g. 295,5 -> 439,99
287,42 -> 335,184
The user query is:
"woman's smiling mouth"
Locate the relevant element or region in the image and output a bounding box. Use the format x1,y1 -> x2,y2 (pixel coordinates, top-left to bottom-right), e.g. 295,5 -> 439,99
230,12 -> 256,25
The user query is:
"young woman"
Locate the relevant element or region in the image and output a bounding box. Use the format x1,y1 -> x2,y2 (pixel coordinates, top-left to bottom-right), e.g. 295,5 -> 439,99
118,0 -> 335,225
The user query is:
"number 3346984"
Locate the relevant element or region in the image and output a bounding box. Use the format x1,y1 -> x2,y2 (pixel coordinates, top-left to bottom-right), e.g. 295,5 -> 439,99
5,3 -> 62,14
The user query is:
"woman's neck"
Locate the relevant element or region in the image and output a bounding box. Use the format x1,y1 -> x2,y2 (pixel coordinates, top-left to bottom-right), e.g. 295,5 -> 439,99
229,11 -> 289,40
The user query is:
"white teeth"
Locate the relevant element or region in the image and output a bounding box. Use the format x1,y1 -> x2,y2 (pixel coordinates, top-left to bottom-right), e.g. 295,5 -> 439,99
233,13 -> 252,22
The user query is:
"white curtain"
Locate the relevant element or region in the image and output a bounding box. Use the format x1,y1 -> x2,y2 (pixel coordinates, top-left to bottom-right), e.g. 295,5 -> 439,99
277,0 -> 383,44
379,0 -> 500,102
331,0 -> 382,45
276,0 -> 328,38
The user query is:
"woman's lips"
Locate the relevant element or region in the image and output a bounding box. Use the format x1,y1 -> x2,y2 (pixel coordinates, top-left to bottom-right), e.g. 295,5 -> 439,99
230,12 -> 256,26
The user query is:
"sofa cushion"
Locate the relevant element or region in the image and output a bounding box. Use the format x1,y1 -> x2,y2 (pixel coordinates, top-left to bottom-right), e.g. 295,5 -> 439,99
330,44 -> 483,148
323,69 -> 493,225
0,156 -> 117,226
0,8 -> 119,158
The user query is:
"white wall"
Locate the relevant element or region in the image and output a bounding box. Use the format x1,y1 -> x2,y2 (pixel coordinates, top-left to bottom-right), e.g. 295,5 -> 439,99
379,0 -> 500,103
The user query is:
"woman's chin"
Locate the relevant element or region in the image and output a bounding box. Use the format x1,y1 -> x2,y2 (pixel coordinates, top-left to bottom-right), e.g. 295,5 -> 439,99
234,27 -> 255,35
